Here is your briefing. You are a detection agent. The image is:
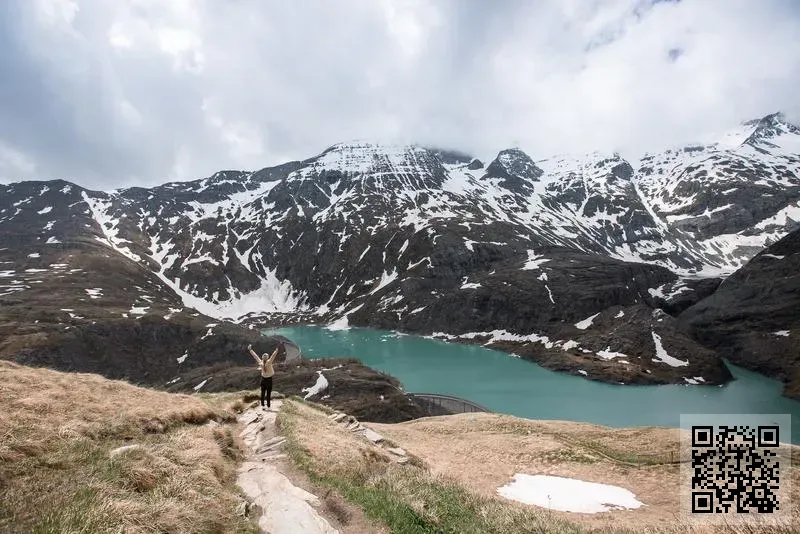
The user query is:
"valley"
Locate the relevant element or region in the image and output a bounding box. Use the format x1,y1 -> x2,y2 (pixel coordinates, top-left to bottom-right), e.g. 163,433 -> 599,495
0,112 -> 798,396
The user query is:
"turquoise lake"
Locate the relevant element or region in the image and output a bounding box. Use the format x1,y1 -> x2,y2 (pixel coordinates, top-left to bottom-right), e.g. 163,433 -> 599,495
264,326 -> 800,443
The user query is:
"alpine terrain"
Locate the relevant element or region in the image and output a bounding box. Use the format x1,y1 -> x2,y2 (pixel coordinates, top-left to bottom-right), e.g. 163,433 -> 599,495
1,112 -> 799,394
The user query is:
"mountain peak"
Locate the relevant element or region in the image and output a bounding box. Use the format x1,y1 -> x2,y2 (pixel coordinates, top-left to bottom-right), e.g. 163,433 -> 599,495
486,148 -> 544,185
742,111 -> 800,149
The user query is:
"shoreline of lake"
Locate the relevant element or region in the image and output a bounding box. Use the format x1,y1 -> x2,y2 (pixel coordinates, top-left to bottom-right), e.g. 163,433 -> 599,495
264,325 -> 800,443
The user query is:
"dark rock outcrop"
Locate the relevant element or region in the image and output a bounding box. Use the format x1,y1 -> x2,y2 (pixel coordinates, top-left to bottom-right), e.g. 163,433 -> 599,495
681,229 -> 800,397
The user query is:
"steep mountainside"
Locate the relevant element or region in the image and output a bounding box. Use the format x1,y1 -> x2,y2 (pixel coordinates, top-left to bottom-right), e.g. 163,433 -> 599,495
1,112 -> 798,388
681,227 -> 800,397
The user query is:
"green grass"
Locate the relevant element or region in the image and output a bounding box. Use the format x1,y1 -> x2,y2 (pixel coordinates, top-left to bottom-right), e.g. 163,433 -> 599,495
551,433 -> 679,466
278,400 -> 591,534
277,399 -> 800,534
539,447 -> 598,464
32,487 -> 113,534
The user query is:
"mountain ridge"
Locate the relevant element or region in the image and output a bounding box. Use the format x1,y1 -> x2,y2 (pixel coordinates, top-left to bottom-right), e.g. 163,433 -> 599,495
1,111 -> 798,393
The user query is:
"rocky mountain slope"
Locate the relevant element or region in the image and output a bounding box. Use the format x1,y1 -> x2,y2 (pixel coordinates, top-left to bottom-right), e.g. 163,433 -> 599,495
681,227 -> 800,397
1,112 -> 798,389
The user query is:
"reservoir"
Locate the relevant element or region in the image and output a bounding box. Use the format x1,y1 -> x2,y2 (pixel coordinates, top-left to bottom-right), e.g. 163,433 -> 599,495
265,326 -> 800,443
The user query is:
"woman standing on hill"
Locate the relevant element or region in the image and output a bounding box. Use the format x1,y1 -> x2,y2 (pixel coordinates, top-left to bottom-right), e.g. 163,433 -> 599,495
247,344 -> 279,410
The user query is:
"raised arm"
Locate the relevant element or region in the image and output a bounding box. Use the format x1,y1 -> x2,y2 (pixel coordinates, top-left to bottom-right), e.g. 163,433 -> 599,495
247,344 -> 262,364
267,348 -> 279,364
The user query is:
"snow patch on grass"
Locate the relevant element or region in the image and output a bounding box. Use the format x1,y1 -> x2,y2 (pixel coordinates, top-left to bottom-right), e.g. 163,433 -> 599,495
497,474 -> 644,513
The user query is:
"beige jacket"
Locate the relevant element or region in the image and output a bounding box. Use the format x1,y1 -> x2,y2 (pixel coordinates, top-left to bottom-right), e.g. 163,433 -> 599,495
249,347 -> 278,378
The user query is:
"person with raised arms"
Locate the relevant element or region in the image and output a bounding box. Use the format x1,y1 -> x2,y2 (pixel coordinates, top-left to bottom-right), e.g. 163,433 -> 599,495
247,344 -> 279,410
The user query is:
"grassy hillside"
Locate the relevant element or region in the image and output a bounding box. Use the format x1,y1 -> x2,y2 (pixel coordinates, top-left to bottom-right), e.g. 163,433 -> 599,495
277,398 -> 799,534
0,361 -> 258,533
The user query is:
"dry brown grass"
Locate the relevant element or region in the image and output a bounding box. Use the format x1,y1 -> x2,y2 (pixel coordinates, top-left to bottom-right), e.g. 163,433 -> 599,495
279,399 -> 800,534
0,361 -> 259,533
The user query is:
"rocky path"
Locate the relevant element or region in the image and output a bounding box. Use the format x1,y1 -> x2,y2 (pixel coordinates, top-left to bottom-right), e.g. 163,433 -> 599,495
236,401 -> 339,534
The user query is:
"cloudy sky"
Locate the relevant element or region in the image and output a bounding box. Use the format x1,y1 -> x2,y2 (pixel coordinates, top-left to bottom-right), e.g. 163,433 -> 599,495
1,0 -> 799,189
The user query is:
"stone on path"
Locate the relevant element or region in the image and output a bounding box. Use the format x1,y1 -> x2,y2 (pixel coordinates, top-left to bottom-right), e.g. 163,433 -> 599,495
387,447 -> 407,457
363,428 -> 384,444
236,401 -> 339,534
255,436 -> 286,454
238,462 -> 339,534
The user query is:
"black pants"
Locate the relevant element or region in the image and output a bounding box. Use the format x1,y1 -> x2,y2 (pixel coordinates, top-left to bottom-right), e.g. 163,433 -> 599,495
260,376 -> 273,407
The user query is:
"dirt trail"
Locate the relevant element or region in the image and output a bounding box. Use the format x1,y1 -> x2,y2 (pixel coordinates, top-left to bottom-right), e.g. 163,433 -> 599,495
236,401 -> 339,534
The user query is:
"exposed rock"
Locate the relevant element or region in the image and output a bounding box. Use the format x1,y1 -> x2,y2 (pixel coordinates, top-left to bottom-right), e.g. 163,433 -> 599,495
387,447 -> 407,457
363,429 -> 384,444
681,228 -> 800,398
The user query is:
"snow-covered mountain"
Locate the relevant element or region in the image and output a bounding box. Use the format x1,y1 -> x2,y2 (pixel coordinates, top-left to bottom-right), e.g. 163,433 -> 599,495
1,112 -> 798,390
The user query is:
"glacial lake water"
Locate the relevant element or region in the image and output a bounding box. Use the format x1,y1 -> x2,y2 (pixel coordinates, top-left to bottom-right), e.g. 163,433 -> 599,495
264,326 -> 800,443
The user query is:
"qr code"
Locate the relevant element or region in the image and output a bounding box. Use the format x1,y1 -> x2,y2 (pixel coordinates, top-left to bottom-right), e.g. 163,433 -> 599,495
690,425 -> 780,514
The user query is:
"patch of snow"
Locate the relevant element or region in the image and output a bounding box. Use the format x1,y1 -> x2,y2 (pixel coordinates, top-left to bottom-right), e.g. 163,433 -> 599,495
149,244 -> 309,321
543,284 -> 555,304
46,237 -> 62,244
177,351 -> 189,364
130,305 -> 149,315
773,330 -> 790,337
370,268 -> 398,294
302,371 -> 329,399
85,288 -> 102,299
497,474 -> 644,513
615,310 -> 625,318
37,206 -> 53,215
575,313 -> 600,330
651,332 -> 689,367
27,253 -> 40,258
193,378 -> 211,391
166,377 -> 181,385
522,250 -> 549,270
684,376 -> 706,385
562,340 -> 580,351
326,316 -> 349,330
578,370 -> 588,376
597,347 -> 627,360
436,328 -> 558,349
762,254 -> 785,260
461,281 -> 481,289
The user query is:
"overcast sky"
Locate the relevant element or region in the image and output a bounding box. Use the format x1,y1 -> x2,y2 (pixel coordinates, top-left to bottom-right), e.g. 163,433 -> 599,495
1,0 -> 799,189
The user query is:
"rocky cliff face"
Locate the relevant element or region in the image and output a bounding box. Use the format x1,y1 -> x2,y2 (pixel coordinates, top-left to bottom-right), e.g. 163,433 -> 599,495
1,112 -> 798,389
680,227 -> 800,397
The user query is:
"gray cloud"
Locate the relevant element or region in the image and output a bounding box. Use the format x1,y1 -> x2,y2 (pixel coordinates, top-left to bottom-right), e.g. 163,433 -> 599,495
0,0 -> 799,189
